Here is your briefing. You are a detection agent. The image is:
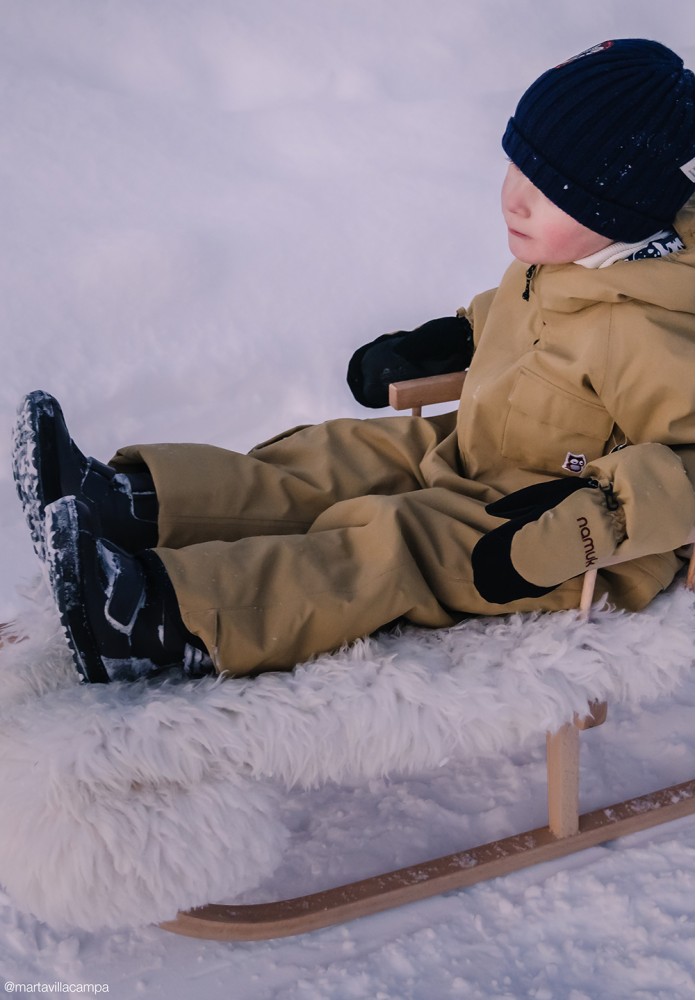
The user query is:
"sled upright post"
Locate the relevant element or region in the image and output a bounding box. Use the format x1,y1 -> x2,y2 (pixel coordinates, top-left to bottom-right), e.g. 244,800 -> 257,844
546,723 -> 581,838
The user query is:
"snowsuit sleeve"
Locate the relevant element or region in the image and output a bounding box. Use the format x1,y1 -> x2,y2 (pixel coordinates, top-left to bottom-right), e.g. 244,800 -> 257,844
582,297 -> 695,560
458,287 -> 498,350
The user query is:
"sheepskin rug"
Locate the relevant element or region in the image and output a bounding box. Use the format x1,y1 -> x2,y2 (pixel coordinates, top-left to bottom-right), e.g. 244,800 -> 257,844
0,575 -> 692,932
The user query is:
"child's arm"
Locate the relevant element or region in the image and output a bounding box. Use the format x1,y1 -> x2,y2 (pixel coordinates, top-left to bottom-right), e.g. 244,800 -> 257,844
598,300 -> 693,453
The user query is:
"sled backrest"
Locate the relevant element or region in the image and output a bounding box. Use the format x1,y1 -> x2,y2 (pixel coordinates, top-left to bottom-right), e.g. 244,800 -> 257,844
388,370 -> 467,416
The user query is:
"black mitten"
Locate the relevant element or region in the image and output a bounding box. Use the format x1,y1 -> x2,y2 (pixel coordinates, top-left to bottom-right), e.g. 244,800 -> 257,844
472,478 -> 605,604
347,315 -> 474,408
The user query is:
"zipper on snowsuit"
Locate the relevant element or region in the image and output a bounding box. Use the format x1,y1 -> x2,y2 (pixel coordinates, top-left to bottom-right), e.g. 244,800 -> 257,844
522,264 -> 537,301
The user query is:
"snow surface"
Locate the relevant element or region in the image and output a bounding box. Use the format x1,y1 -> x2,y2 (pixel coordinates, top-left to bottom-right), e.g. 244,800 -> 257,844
0,1 -> 693,997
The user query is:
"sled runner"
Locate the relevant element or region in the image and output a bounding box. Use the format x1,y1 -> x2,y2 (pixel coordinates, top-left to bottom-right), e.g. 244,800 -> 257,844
158,372 -> 694,941
161,780 -> 694,941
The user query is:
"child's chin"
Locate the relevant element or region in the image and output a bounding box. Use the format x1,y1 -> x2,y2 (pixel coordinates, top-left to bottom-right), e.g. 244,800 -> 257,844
509,246 -> 536,264
507,234 -> 536,264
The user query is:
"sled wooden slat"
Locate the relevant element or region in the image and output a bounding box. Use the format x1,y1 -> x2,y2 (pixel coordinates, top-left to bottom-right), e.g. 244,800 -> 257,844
161,780 -> 694,941
388,370 -> 467,415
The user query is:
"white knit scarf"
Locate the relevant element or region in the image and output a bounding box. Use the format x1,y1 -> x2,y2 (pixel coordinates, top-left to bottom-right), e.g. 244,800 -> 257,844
575,229 -> 685,269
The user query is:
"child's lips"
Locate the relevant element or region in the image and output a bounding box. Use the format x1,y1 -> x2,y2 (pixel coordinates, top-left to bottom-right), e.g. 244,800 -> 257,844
507,226 -> 529,239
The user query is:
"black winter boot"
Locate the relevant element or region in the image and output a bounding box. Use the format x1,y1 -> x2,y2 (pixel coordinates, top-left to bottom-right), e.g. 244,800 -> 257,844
44,495 -> 213,683
12,390 -> 158,563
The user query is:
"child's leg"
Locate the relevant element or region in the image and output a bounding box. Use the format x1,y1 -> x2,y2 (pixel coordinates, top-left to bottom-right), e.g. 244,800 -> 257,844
156,486 -> 584,675
111,413 -> 456,548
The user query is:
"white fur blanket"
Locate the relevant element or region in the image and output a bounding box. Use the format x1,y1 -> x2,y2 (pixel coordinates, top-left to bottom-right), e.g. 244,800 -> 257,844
0,578 -> 692,932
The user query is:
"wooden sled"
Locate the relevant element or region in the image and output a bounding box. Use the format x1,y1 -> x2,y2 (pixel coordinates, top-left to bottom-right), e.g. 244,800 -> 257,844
159,372 -> 695,940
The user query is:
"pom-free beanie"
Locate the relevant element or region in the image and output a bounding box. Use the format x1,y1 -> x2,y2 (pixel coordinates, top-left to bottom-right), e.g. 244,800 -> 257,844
502,39 -> 695,241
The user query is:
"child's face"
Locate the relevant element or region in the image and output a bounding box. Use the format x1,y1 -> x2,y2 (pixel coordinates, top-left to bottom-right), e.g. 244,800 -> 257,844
501,164 -> 613,264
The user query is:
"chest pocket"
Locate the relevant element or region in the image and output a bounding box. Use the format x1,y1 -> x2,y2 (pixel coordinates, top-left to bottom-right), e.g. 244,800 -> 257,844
501,367 -> 614,475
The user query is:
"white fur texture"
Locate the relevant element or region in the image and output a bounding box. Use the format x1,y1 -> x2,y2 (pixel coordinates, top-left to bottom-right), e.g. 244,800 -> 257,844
0,577 -> 692,931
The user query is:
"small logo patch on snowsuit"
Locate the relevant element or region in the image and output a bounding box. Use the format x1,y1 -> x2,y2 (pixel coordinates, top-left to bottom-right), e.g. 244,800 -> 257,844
562,452 -> 587,474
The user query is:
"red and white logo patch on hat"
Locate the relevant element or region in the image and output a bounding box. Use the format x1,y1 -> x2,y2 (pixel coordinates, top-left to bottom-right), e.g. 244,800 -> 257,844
556,40 -> 614,69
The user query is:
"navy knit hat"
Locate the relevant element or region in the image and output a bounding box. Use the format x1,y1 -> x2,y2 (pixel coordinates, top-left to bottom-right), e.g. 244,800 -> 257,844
502,39 -> 695,241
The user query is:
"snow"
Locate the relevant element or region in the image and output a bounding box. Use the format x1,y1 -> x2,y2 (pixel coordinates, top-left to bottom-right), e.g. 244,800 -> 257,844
0,1 -> 693,997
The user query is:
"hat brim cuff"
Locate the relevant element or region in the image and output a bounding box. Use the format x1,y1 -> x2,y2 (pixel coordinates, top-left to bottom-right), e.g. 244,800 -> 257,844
502,118 -> 670,242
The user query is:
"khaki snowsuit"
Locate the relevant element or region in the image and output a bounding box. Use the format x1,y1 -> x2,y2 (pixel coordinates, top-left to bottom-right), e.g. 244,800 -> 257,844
113,204 -> 694,676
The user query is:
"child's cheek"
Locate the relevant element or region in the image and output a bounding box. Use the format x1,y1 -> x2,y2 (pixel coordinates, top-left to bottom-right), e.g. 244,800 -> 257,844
544,221 -> 575,259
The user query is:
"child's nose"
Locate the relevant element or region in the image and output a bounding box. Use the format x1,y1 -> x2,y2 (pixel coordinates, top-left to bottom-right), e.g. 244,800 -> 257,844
506,184 -> 531,217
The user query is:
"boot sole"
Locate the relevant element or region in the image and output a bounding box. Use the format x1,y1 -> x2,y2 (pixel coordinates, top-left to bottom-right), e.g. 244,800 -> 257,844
12,391 -> 63,563
44,497 -> 111,684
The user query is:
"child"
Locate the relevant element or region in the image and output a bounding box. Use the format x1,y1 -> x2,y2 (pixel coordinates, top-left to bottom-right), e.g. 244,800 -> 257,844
12,38 -> 694,684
